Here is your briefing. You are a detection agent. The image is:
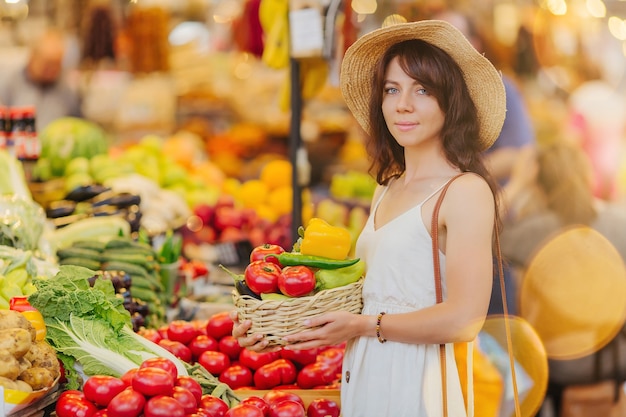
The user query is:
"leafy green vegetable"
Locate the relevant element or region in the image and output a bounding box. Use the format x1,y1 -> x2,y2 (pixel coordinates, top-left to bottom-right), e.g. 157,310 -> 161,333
28,265 -> 182,389
29,265 -> 130,331
0,195 -> 47,251
0,149 -> 31,199
29,265 -> 238,406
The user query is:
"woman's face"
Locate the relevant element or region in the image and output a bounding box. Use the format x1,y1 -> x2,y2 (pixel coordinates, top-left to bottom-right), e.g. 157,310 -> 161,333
381,56 -> 445,149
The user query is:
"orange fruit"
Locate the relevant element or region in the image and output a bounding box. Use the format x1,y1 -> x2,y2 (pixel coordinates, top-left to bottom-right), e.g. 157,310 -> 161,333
260,159 -> 292,190
267,185 -> 293,216
239,179 -> 269,209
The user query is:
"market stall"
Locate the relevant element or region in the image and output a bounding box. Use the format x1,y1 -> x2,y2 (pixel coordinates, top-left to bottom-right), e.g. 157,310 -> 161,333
1,0 -> 626,415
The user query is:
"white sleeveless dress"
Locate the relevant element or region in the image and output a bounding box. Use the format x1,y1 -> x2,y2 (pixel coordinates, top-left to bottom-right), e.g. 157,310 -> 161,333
340,180 -> 469,417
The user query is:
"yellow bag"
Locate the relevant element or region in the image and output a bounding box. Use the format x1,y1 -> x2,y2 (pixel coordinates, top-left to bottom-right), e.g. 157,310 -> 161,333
455,341 -> 504,417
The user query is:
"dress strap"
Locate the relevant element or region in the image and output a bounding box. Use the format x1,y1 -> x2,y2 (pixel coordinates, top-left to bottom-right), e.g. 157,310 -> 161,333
420,175 -> 464,206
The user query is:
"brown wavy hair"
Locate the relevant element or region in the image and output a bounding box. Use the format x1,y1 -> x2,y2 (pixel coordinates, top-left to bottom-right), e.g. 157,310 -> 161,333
366,39 -> 499,203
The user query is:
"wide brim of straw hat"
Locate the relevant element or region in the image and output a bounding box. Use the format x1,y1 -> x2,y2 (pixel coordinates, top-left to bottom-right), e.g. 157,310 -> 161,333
340,20 -> 506,151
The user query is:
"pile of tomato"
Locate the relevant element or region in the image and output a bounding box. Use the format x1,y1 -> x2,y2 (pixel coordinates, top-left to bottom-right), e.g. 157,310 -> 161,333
55,357 -> 223,417
138,311 -> 345,391
55,357 -> 340,417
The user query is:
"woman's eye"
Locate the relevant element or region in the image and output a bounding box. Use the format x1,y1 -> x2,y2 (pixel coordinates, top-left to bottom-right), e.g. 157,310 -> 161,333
384,87 -> 398,94
417,88 -> 428,95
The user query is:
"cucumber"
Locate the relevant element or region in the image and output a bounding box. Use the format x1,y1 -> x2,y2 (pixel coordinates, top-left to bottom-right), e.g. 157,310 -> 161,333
72,240 -> 107,252
101,261 -> 150,278
131,275 -> 159,292
102,247 -> 156,260
59,257 -> 101,270
104,237 -> 134,249
99,253 -> 157,271
130,287 -> 159,304
57,247 -> 102,260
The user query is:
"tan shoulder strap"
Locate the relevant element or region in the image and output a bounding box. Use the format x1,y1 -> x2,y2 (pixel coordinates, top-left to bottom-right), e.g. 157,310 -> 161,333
430,173 -> 521,417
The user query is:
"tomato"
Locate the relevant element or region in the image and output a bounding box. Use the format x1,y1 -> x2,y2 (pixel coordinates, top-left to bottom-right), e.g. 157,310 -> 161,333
189,334 -> 219,360
158,325 -> 169,339
239,349 -> 281,371
167,320 -> 199,345
107,388 -> 146,417
225,404 -> 265,417
172,386 -> 198,414
176,375 -> 203,403
316,347 -> 344,375
192,319 -> 209,335
198,350 -> 231,376
56,391 -> 98,417
279,347 -> 319,367
121,368 -> 139,387
140,357 -> 179,380
199,394 -> 229,417
83,375 -> 127,407
307,398 -> 340,417
218,364 -> 253,389
268,399 -> 306,417
250,244 -> 285,266
93,410 -> 109,417
244,260 -> 281,294
191,409 -> 215,417
277,266 -> 315,297
253,359 -> 297,390
218,335 -> 243,360
296,362 -> 336,389
138,328 -> 163,344
206,311 -> 235,340
143,395 -> 185,417
132,367 -> 175,397
240,396 -> 270,416
262,391 -> 304,408
158,339 -> 192,363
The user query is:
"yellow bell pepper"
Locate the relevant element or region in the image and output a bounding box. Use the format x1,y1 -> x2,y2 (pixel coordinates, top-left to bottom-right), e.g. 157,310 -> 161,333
299,218 -> 352,260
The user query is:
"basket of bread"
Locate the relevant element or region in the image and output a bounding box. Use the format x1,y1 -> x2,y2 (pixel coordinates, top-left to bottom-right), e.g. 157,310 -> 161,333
230,218 -> 365,347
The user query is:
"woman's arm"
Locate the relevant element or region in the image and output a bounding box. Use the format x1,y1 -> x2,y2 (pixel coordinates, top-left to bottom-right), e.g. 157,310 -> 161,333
282,175 -> 495,349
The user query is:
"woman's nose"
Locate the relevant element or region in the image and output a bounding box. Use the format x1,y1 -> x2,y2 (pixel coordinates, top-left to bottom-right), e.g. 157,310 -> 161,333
396,92 -> 413,112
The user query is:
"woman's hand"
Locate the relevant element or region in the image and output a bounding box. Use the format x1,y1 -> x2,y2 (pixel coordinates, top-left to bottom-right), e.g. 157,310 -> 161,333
282,311 -> 363,350
229,310 -> 281,352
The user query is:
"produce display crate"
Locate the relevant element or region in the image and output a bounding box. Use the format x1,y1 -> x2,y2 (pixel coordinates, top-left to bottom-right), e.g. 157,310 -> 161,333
2,381 -> 61,417
235,389 -> 341,408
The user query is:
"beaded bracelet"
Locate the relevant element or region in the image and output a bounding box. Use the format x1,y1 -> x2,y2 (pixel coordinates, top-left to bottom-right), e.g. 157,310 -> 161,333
376,312 -> 387,343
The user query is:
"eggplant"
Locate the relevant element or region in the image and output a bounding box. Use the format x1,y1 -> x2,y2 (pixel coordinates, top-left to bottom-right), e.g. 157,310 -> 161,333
134,299 -> 150,317
92,191 -> 141,208
46,200 -> 76,218
65,184 -> 110,202
235,280 -> 262,300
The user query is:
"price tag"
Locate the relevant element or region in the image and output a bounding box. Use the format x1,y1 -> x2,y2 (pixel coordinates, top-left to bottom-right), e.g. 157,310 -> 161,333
289,7 -> 324,58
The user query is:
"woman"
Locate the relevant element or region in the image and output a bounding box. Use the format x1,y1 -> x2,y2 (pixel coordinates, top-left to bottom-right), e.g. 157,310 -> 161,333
233,20 -> 507,416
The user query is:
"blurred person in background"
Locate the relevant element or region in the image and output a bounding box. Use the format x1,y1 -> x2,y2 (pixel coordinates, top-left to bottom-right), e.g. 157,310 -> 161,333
500,139 -> 626,415
0,27 -> 82,131
501,139 -> 626,270
431,9 -> 537,316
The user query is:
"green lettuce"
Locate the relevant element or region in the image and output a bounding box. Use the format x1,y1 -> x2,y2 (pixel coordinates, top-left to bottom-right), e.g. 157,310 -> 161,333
29,265 -> 187,389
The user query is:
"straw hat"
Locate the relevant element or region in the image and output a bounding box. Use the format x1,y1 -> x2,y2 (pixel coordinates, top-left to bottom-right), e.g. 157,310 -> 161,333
340,20 -> 506,150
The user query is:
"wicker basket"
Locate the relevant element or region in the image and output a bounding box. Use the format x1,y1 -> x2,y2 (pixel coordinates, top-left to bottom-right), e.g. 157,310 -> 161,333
232,279 -> 364,347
